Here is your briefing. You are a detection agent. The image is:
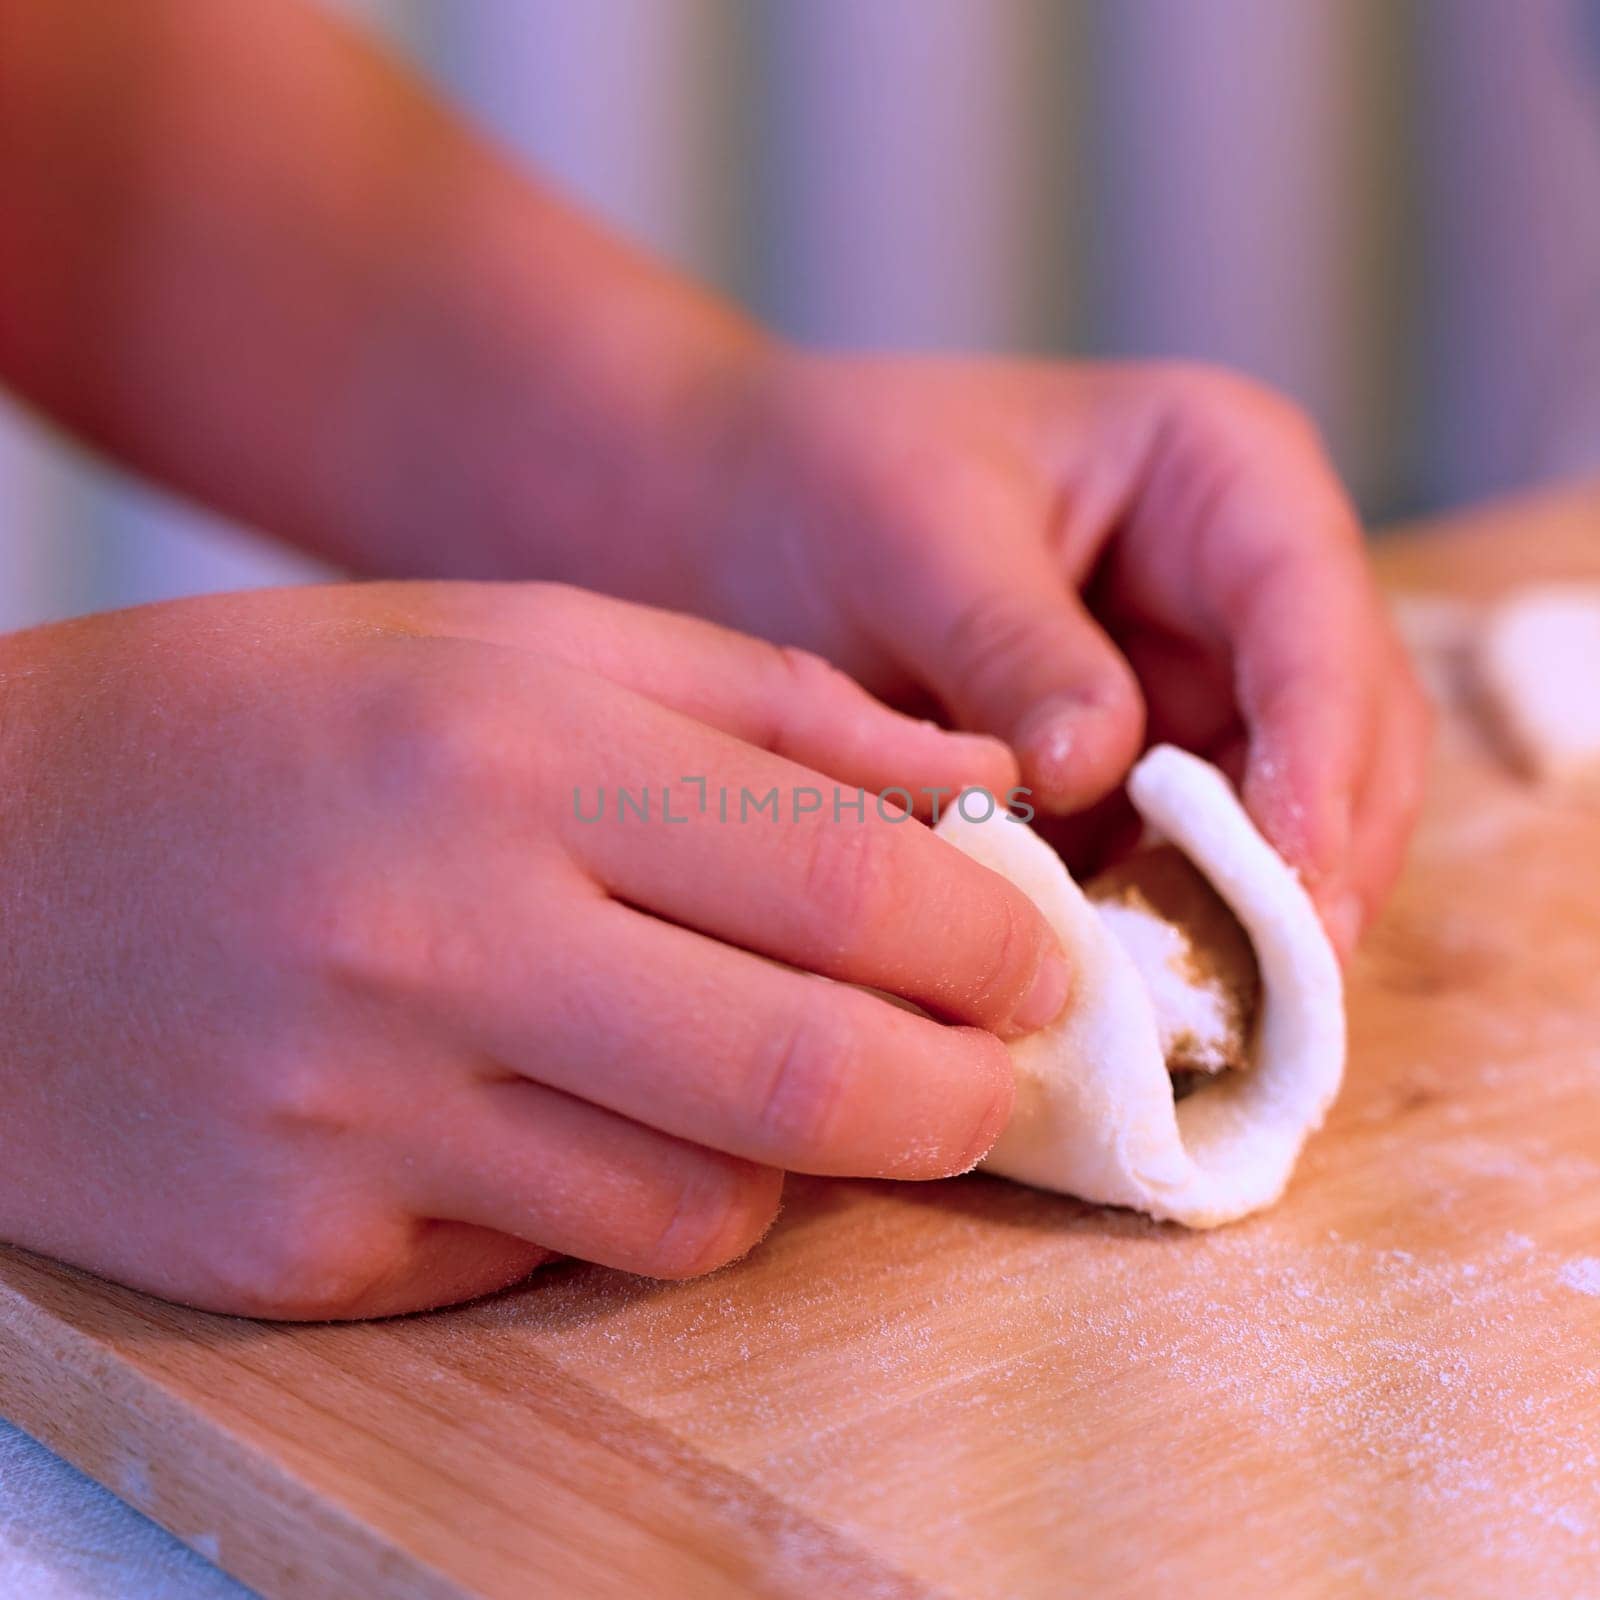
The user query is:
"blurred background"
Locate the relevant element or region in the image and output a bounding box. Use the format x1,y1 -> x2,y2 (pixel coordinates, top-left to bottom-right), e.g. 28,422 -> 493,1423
1,0 -> 1598,633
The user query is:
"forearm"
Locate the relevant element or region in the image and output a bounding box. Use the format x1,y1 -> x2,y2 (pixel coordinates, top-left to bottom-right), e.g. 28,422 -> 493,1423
0,0 -> 765,598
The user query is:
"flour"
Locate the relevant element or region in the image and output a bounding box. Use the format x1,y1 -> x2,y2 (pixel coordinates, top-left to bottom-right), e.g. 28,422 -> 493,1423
1557,1258 -> 1600,1297
1091,898 -> 1235,1072
476,1126 -> 1600,1599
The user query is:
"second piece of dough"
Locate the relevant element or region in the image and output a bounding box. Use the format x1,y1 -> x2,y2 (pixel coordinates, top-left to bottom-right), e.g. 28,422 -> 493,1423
1474,583 -> 1600,794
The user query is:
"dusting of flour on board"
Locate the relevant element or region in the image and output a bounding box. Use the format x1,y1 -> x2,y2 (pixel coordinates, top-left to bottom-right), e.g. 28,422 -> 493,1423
1558,1258 -> 1600,1297
435,591 -> 1600,1600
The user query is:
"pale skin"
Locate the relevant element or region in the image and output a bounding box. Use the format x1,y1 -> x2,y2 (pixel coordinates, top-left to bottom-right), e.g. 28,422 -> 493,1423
0,0 -> 1430,1318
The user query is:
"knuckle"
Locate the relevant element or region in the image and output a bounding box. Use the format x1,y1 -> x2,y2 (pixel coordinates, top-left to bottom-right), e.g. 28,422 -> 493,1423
1160,362 -> 1327,458
797,821 -> 896,953
762,644 -> 850,755
407,699 -> 504,803
244,1048 -> 356,1138
943,590 -> 1041,680
973,882 -> 1043,1017
753,1003 -> 856,1164
1164,361 -> 1298,423
358,670 -> 512,813
645,1161 -> 782,1280
269,862 -> 445,1000
199,1209 -> 393,1320
773,642 -> 842,696
1151,359 -> 1250,414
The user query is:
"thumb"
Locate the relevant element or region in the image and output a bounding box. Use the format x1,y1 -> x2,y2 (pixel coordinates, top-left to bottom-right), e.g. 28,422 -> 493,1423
895,554 -> 1146,813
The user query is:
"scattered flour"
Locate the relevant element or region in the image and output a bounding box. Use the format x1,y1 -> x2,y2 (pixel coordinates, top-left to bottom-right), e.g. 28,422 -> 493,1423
476,1163 -> 1600,1600
1557,1258 -> 1600,1297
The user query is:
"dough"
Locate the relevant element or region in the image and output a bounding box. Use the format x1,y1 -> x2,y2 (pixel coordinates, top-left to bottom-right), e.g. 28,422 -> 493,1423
1086,845 -> 1259,1080
935,744 -> 1345,1227
1475,584 -> 1600,793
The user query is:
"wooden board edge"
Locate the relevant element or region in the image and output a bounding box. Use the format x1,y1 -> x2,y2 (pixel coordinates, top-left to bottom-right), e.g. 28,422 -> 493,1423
0,1247 -> 938,1600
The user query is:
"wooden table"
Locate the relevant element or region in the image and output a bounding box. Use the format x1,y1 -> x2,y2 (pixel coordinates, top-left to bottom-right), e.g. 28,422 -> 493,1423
4,484 -> 1600,1600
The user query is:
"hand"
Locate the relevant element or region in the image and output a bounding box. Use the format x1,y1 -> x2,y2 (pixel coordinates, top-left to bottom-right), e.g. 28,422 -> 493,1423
704,354 -> 1432,958
0,0 -> 1423,960
0,582 -> 1066,1318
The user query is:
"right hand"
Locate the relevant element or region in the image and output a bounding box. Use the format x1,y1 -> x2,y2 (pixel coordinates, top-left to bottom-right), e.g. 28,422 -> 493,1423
0,582 -> 1066,1318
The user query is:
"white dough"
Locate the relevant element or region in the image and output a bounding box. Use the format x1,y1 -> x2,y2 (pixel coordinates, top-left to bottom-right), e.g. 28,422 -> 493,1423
935,744 -> 1345,1227
1092,897 -> 1235,1074
1475,584 -> 1600,791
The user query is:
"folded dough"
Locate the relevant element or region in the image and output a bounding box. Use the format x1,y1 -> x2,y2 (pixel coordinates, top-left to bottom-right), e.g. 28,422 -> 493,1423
935,744 -> 1345,1227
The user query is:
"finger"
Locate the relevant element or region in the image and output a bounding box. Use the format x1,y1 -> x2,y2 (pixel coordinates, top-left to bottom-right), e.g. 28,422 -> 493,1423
309,1222 -> 554,1321
1340,639 -> 1433,952
1235,546 -> 1379,902
1087,369 -> 1406,951
349,640 -> 1067,1040
564,712 -> 1072,1038
440,896 -> 1015,1178
873,547 -> 1146,813
1083,370 -> 1377,897
380,581 -> 1018,811
402,1076 -> 784,1280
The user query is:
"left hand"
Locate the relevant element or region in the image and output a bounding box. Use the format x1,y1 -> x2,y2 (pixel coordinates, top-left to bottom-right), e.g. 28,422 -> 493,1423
697,353 -> 1432,960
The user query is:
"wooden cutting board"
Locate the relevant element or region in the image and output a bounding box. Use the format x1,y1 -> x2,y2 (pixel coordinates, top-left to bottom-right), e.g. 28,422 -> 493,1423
4,485 -> 1600,1600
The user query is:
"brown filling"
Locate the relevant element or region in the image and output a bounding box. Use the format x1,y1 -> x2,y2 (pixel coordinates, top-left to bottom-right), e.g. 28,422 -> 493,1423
1085,844 -> 1262,1084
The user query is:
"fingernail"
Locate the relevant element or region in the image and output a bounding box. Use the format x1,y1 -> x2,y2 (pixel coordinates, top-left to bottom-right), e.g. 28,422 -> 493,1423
1014,698 -> 1087,785
1012,948 -> 1072,1033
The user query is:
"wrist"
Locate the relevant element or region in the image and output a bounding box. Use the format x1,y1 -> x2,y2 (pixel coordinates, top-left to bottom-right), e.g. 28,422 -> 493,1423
331,141 -> 786,609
